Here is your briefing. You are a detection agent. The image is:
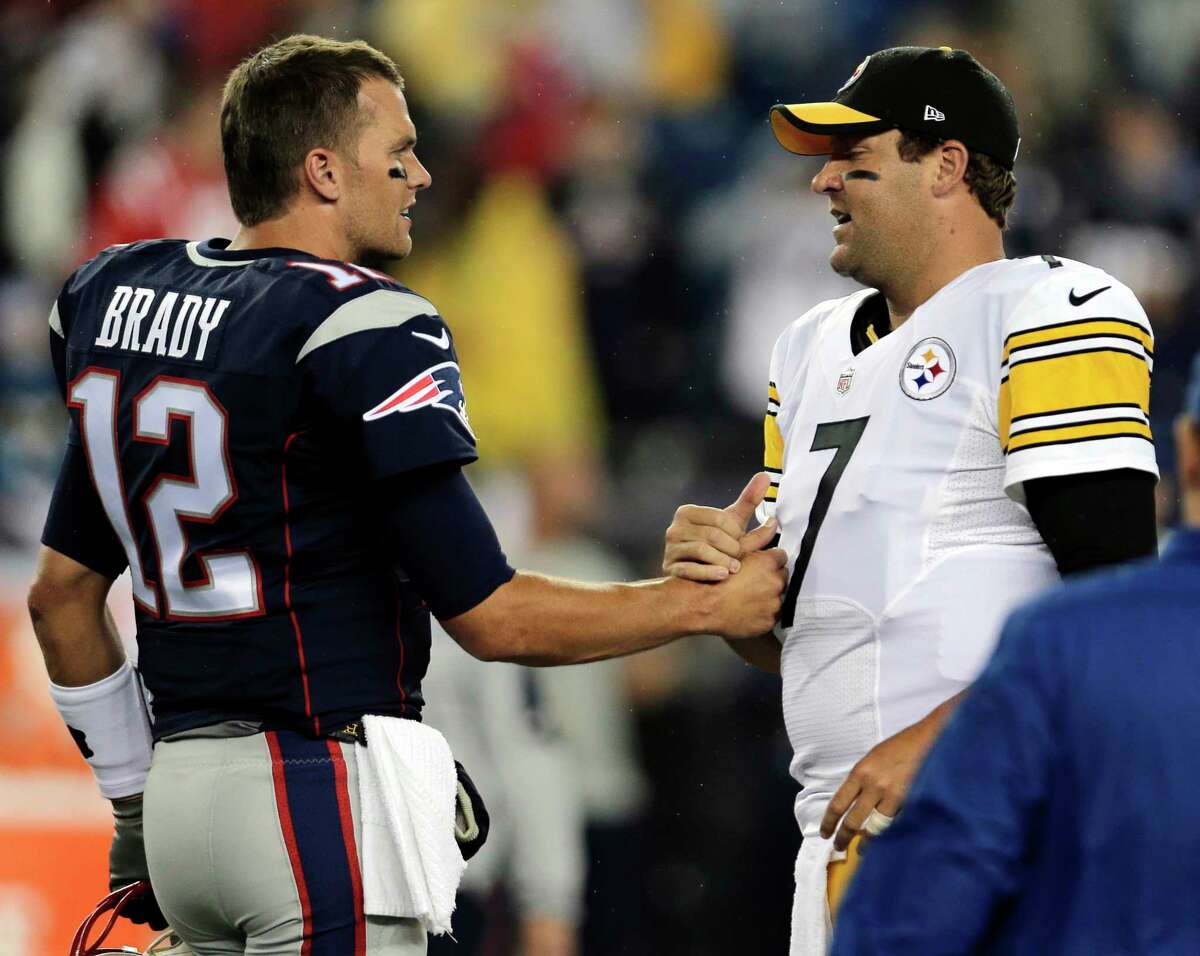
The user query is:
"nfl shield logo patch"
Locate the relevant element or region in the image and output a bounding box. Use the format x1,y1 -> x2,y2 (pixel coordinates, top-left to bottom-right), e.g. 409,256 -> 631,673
837,368 -> 855,394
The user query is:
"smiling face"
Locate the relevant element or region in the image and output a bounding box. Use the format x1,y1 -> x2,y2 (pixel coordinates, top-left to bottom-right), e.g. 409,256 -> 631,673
810,129 -> 936,292
339,78 -> 431,263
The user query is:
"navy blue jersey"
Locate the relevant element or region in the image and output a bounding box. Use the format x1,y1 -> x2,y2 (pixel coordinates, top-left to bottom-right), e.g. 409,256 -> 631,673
46,238 -> 486,739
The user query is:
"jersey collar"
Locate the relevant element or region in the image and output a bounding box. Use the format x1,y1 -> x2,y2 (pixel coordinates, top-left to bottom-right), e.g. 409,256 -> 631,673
189,238 -> 319,267
849,292 -> 891,355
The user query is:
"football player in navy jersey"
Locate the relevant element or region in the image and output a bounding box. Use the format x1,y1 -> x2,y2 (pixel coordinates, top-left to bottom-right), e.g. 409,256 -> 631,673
28,35 -> 787,956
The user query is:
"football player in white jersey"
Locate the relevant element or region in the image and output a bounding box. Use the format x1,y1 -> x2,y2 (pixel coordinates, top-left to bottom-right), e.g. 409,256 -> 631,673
662,45 -> 1159,953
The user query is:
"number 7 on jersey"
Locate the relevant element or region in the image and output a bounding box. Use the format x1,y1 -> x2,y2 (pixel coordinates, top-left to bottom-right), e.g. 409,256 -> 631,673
779,417 -> 870,629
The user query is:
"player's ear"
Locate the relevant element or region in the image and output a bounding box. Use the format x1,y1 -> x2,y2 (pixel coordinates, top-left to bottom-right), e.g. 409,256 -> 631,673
931,139 -> 969,198
303,148 -> 342,202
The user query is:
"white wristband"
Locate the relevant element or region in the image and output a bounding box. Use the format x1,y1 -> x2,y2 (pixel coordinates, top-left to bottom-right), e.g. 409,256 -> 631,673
49,659 -> 153,799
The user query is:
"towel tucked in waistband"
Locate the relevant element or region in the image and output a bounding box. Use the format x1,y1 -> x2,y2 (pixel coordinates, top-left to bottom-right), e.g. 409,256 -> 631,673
356,715 -> 466,935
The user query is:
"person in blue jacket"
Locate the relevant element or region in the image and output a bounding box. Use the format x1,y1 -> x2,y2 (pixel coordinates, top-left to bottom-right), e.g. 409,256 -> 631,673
831,352 -> 1200,955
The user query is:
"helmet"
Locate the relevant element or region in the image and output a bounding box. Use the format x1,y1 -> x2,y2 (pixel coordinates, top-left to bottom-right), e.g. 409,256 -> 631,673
70,882 -> 192,955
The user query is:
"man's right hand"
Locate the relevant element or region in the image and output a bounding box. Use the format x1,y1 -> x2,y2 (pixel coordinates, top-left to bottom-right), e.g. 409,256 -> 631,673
703,546 -> 788,639
664,473 -> 779,582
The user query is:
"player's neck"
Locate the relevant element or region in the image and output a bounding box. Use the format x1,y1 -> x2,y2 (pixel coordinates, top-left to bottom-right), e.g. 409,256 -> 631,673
884,224 -> 1006,329
227,208 -> 354,262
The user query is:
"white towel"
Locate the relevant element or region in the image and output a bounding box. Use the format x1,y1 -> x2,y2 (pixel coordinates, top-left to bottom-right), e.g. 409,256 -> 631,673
789,835 -> 839,955
357,715 -> 467,935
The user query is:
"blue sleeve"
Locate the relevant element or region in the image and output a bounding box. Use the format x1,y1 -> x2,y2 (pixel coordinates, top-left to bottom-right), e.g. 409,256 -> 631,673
373,464 -> 515,620
43,285 -> 129,575
301,295 -> 477,480
41,442 -> 130,579
831,604 -> 1060,955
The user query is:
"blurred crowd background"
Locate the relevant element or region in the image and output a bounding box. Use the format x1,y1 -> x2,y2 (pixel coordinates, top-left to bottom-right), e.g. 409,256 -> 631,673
1,0 -> 1198,952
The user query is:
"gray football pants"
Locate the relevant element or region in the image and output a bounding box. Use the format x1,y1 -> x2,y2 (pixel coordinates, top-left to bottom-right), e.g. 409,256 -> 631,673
143,731 -> 427,955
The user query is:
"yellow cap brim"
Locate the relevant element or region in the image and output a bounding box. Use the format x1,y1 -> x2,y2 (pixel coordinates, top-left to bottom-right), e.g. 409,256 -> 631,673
769,102 -> 886,155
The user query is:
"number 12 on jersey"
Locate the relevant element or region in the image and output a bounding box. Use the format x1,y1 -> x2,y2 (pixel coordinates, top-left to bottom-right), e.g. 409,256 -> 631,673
779,417 -> 869,629
68,368 -> 264,621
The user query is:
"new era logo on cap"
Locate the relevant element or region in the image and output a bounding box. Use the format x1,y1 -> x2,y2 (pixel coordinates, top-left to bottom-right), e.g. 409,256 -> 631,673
924,104 -> 946,121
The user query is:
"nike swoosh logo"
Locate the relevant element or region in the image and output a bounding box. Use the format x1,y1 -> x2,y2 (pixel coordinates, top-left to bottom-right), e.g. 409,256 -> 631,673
1068,285 -> 1111,307
412,328 -> 451,349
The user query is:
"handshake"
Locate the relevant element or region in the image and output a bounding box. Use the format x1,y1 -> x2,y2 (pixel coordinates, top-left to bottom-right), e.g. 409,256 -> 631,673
661,473 -> 789,643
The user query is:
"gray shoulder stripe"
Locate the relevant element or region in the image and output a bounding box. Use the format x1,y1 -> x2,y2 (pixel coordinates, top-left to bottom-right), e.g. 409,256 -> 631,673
296,289 -> 439,363
49,301 -> 64,338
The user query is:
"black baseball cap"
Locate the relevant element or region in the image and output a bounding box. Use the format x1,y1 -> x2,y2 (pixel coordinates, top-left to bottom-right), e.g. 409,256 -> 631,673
770,46 -> 1021,170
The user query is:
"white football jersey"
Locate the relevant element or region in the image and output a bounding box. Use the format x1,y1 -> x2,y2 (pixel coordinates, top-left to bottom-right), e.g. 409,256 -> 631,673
757,256 -> 1157,835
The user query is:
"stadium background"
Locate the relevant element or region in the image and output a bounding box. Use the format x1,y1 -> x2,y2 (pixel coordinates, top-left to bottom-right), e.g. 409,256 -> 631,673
1,0 -> 1196,952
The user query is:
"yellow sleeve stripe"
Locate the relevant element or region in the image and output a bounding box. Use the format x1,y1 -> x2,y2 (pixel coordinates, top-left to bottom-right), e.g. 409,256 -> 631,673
768,384 -> 781,404
1003,316 -> 1152,362
764,412 -> 785,473
999,349 -> 1150,446
1006,418 -> 1153,454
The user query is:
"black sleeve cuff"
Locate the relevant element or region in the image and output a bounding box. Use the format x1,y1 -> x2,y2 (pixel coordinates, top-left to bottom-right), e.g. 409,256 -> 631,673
1025,468 -> 1158,577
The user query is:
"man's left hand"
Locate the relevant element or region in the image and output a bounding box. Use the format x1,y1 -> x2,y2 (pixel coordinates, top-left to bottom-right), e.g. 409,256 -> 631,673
819,713 -> 944,852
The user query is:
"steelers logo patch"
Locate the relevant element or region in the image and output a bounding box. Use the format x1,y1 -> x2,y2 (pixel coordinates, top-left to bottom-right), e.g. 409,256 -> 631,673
838,56 -> 871,94
899,337 -> 956,400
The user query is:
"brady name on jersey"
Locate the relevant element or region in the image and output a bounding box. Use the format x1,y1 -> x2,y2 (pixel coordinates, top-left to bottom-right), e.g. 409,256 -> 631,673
85,282 -> 230,363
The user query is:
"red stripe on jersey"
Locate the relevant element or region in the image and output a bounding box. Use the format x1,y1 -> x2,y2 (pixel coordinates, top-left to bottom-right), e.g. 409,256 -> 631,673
282,431 -> 318,735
